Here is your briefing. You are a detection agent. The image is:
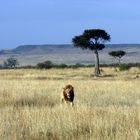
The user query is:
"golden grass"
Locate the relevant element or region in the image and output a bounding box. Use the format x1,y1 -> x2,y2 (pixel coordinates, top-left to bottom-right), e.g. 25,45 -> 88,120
0,67 -> 140,140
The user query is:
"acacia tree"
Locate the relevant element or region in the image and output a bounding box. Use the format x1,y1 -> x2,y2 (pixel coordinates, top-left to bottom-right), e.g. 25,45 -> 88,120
4,57 -> 19,68
72,29 -> 110,76
109,50 -> 126,65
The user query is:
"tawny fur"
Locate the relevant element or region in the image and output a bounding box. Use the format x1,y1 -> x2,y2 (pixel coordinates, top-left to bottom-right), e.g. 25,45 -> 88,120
61,84 -> 74,106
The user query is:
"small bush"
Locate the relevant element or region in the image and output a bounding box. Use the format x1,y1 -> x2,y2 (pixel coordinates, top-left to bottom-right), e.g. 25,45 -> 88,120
36,61 -> 54,69
57,64 -> 68,68
75,63 -> 85,67
119,64 -> 131,71
69,63 -> 85,69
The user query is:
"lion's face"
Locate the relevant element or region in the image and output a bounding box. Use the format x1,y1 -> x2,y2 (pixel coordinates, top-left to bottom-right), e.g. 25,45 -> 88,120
63,85 -> 74,100
65,88 -> 73,99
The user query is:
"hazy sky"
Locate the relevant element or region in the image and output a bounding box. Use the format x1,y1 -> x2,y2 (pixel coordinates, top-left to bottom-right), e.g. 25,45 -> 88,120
0,0 -> 140,49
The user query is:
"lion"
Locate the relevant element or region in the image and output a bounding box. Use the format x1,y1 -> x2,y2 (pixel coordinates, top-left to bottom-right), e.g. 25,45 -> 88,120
61,84 -> 74,106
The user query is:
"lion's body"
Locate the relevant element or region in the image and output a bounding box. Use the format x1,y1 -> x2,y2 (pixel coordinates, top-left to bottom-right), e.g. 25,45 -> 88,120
61,85 -> 74,106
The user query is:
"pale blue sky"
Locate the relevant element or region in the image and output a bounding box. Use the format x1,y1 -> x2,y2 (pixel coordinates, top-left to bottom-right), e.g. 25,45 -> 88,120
0,0 -> 140,49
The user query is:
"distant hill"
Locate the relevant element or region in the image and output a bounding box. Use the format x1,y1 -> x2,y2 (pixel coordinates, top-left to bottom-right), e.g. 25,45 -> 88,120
0,44 -> 140,66
0,44 -> 140,55
0,44 -> 73,55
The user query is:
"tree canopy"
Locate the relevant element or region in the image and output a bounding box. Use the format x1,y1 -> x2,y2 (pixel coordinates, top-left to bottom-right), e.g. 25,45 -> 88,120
109,50 -> 126,58
4,57 -> 19,68
72,29 -> 110,51
109,50 -> 126,65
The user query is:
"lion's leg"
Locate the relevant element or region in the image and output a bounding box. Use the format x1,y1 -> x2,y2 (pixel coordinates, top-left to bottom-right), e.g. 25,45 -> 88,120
71,102 -> 74,107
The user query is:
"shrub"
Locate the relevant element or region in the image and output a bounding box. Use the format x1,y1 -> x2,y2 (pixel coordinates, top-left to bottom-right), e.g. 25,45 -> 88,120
36,61 -> 54,69
119,64 -> 131,71
3,57 -> 19,68
57,64 -> 68,68
69,63 -> 85,69
75,63 -> 85,67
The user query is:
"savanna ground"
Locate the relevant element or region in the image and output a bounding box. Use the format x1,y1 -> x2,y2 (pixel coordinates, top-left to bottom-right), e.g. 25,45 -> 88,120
0,67 -> 140,140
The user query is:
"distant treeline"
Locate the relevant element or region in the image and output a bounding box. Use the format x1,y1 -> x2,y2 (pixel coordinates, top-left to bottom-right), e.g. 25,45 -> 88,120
0,60 -> 140,69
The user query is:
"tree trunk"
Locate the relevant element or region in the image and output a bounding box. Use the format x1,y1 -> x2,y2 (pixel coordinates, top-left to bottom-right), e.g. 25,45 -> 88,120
118,58 -> 121,66
94,49 -> 100,76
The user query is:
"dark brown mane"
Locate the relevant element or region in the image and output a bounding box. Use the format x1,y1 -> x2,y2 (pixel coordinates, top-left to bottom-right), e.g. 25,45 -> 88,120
61,84 -> 75,106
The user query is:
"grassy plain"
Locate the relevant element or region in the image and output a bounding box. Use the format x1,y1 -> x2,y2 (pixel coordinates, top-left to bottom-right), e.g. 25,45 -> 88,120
0,67 -> 140,140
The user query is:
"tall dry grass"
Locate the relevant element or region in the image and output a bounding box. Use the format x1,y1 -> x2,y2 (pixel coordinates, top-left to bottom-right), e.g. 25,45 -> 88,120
0,67 -> 140,140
